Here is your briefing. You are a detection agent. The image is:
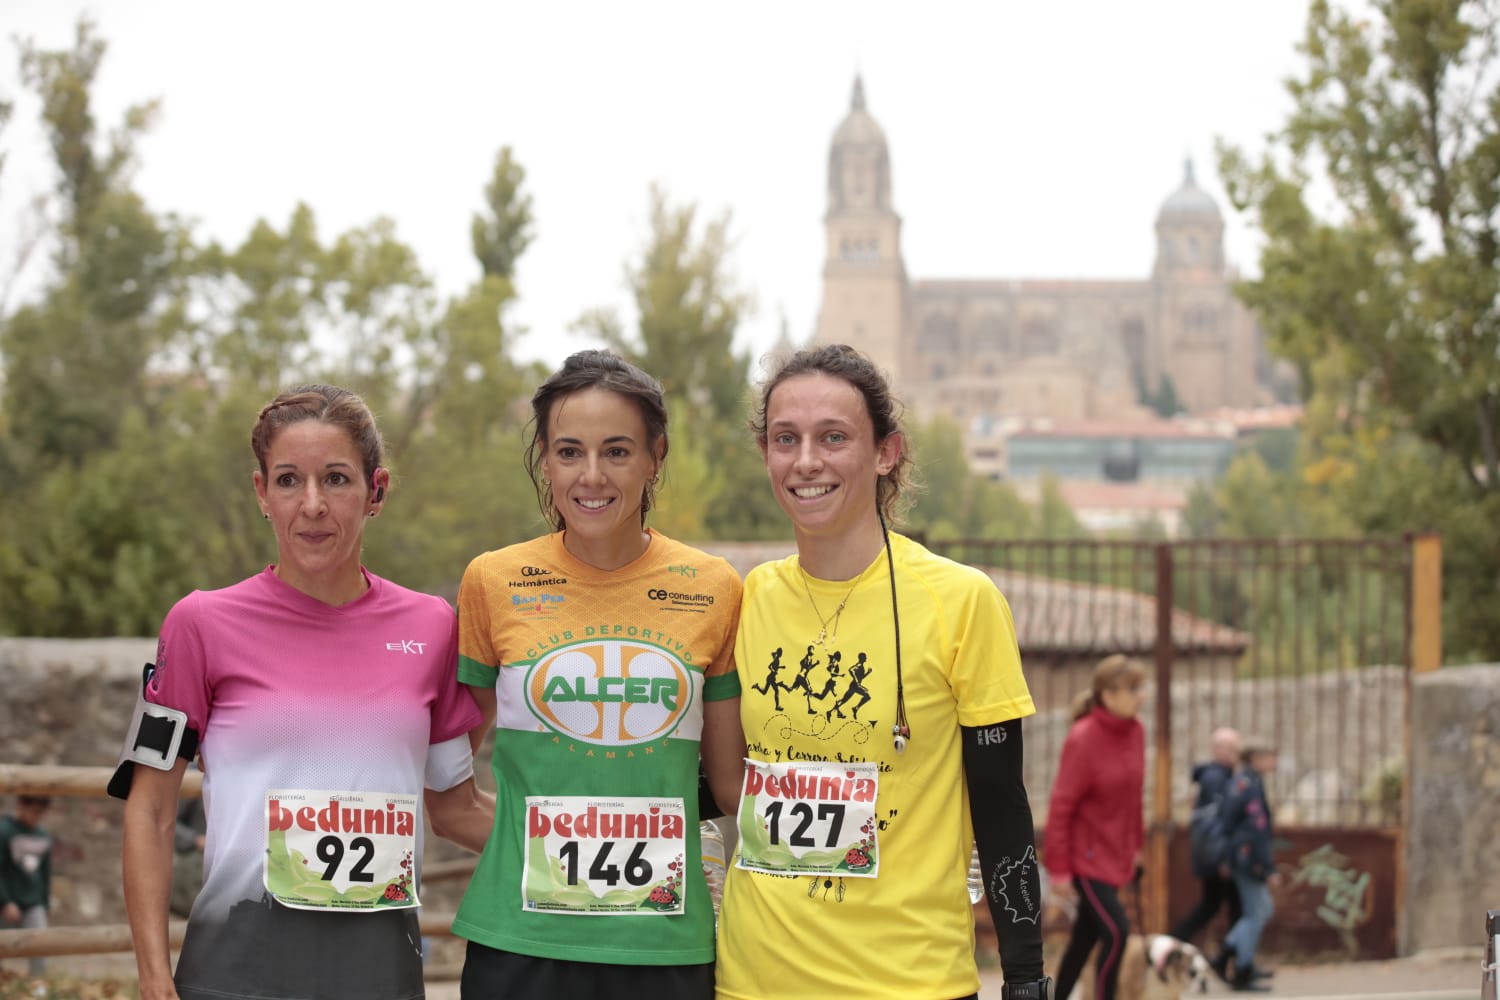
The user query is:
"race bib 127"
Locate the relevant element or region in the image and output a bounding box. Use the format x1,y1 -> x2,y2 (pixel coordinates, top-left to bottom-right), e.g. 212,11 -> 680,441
735,759 -> 880,878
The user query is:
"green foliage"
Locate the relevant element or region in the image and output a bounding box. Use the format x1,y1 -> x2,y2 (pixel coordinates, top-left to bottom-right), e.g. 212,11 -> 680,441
3,18 -> 178,471
1147,373 -> 1184,417
0,21 -> 546,634
1218,0 -> 1500,659
471,147 -> 534,281
576,185 -> 786,541
902,416 -> 1085,546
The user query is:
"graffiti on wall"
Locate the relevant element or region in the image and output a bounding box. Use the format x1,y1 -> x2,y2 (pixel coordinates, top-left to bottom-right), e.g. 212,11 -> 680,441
1292,843 -> 1373,953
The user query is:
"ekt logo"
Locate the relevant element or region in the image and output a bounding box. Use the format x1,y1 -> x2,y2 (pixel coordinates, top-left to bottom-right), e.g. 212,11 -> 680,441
386,640 -> 428,654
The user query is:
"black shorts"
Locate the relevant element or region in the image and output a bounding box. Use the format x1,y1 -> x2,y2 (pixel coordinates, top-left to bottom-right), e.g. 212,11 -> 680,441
460,940 -> 714,1000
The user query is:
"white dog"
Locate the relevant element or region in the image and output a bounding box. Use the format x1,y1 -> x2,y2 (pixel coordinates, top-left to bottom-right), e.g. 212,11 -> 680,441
1107,934 -> 1212,999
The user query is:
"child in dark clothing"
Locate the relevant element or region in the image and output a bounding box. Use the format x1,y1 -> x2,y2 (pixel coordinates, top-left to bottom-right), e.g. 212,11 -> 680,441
1171,728 -> 1245,951
1,795 -> 54,977
1211,737 -> 1280,992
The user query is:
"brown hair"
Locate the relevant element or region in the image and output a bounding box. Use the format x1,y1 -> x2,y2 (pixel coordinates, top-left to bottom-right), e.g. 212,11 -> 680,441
750,343 -> 912,524
1071,653 -> 1148,721
525,350 -> 669,532
250,384 -> 385,487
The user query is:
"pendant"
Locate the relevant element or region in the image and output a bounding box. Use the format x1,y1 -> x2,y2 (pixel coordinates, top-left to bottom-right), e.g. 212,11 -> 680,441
814,628 -> 826,646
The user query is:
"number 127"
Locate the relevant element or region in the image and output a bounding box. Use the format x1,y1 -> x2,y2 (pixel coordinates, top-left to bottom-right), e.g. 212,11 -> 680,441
764,802 -> 845,847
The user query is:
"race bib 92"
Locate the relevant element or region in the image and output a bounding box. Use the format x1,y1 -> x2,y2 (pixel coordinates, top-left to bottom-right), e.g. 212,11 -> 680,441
264,790 -> 419,912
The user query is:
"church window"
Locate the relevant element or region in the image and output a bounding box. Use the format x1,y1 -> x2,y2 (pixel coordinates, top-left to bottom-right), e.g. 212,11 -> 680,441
920,312 -> 959,354
976,312 -> 1012,354
1021,317 -> 1059,357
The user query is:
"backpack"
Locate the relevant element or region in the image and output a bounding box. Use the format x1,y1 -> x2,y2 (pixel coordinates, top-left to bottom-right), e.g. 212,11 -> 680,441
1188,800 -> 1228,878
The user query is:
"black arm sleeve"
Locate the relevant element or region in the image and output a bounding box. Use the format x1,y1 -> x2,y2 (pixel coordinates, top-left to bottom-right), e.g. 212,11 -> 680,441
962,717 -> 1045,983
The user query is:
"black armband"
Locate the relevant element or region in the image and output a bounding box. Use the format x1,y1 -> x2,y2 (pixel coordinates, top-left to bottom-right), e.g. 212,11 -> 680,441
106,663 -> 200,800
962,717 -> 1045,983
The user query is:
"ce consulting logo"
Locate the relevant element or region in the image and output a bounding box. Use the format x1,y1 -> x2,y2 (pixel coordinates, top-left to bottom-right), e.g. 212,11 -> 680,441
524,639 -> 696,746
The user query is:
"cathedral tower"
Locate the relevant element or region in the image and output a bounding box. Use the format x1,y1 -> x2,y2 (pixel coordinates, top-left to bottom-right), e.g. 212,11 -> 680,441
1150,159 -> 1258,410
812,77 -> 909,378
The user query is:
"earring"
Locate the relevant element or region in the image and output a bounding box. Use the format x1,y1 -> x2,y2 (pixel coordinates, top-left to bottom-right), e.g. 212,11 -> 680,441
367,511 -> 377,518
262,512 -> 270,520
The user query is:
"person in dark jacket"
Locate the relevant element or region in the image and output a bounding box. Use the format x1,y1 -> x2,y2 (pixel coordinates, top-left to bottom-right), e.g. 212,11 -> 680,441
1045,654 -> 1148,1000
0,795 -> 53,977
1171,728 -> 1244,948
1211,737 -> 1280,992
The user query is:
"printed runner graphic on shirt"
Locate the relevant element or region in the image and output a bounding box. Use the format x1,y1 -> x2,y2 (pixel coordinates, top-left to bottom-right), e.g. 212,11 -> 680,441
264,790 -> 419,912
735,759 -> 880,877
522,796 -> 688,915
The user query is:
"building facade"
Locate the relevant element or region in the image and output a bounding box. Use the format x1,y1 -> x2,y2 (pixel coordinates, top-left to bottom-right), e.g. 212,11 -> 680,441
812,77 -> 1275,480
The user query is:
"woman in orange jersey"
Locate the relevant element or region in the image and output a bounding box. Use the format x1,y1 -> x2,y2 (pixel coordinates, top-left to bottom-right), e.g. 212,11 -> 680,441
452,350 -> 743,1000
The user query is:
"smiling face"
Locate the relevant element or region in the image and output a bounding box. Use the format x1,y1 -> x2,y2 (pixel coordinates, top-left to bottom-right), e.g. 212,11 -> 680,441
761,372 -> 902,553
541,387 -> 664,569
253,420 -> 383,605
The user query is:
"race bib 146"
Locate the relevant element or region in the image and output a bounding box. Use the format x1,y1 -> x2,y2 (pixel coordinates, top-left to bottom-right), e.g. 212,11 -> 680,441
522,796 -> 688,916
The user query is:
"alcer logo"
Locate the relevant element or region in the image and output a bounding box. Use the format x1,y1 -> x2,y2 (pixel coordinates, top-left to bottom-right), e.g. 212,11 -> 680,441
525,640 -> 695,746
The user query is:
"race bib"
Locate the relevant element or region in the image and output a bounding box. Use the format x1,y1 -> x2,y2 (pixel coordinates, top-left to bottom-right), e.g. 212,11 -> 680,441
522,796 -> 688,916
735,759 -> 880,878
264,790 -> 419,912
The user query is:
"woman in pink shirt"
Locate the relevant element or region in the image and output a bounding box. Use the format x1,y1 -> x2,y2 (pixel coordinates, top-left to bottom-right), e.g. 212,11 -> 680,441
1044,654 -> 1147,1000
114,384 -> 491,1000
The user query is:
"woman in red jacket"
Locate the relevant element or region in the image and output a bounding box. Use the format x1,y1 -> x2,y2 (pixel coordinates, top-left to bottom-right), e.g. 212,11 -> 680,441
1044,654 -> 1147,1000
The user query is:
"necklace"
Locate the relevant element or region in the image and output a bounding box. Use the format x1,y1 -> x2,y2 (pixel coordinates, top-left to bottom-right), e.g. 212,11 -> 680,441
799,570 -> 861,646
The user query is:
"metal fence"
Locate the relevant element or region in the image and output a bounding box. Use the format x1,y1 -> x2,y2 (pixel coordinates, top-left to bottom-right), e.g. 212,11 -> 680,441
930,535 -> 1422,951
928,537 -> 1411,825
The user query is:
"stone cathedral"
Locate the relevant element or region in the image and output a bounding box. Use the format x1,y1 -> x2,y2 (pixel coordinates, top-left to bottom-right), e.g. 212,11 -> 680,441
810,77 -> 1274,473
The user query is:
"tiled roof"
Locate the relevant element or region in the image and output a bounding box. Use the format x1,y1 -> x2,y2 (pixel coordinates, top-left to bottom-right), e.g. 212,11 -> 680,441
694,540 -> 1250,656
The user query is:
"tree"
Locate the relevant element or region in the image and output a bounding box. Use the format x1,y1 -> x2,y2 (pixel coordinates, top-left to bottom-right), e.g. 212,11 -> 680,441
903,415 -> 1038,540
0,19 -> 545,632
1151,374 -> 1184,417
1219,0 -> 1500,658
471,147 -> 534,281
2,16 -> 179,470
577,185 -> 784,540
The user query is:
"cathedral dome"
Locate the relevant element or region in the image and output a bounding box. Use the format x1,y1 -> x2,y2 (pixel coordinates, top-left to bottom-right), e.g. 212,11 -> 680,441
1158,159 -> 1221,221
832,76 -> 888,148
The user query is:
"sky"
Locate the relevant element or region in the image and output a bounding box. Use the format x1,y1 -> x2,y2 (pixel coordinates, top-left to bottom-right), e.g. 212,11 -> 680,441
0,0 -> 1315,372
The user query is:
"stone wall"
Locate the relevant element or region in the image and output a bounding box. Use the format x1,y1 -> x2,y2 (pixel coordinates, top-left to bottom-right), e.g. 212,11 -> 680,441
0,638 -> 476,936
1403,662 -> 1500,953
0,638 -> 156,926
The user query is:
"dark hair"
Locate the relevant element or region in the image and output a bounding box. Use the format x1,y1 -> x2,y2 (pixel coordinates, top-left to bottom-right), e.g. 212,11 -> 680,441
750,343 -> 911,524
526,350 -> 669,532
1070,653 -> 1148,721
17,795 -> 50,808
250,384 -> 384,487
